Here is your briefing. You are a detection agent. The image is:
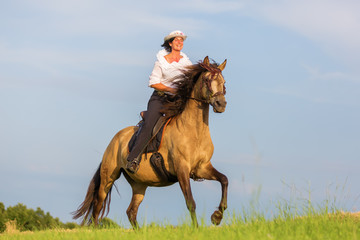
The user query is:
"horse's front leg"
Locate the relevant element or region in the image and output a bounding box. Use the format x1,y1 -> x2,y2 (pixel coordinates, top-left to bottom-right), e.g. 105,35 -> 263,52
195,162 -> 228,225
177,166 -> 198,227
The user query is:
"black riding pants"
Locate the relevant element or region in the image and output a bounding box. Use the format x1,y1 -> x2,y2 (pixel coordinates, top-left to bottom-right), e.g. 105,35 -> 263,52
127,91 -> 164,161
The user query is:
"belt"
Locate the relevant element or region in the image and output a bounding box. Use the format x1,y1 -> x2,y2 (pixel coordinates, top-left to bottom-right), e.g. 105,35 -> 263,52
156,90 -> 166,96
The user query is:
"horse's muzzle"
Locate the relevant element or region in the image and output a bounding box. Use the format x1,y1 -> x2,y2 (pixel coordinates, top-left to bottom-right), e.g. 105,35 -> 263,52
210,95 -> 227,113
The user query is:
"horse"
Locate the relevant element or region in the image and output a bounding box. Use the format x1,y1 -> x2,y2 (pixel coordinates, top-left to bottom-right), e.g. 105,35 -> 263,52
72,56 -> 228,228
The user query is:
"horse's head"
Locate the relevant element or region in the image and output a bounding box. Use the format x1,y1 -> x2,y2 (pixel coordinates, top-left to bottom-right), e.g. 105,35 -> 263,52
161,57 -> 227,118
197,56 -> 227,113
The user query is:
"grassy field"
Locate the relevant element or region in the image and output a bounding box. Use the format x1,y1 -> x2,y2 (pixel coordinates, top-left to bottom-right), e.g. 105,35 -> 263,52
1,211 -> 359,240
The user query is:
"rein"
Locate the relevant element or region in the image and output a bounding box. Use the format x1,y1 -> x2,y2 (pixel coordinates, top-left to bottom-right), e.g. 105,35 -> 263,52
188,97 -> 208,103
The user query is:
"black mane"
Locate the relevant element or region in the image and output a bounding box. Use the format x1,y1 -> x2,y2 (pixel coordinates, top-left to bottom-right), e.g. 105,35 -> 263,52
160,60 -> 220,119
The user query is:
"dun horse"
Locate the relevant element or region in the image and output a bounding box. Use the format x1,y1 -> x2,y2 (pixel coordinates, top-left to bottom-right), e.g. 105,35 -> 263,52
73,56 -> 228,228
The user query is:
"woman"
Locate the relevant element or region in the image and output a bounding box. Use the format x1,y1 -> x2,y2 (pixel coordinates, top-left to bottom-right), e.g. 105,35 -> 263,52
126,30 -> 192,174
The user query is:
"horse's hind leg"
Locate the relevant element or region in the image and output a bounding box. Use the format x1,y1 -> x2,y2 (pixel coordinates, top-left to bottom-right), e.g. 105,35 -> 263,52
92,183 -> 107,225
92,164 -> 121,225
92,178 -> 116,225
195,163 -> 228,225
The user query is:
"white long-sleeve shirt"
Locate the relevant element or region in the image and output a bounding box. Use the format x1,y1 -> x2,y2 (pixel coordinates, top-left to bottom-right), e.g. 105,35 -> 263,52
149,49 -> 192,89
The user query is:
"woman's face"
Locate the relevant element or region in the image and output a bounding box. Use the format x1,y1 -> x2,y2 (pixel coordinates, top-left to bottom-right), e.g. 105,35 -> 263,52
170,37 -> 184,51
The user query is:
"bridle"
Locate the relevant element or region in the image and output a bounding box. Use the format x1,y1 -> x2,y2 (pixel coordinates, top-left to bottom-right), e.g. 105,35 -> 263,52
189,62 -> 226,103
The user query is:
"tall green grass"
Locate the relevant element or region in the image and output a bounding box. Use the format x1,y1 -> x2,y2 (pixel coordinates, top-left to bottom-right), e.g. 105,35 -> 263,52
1,208 -> 359,240
2,182 -> 359,240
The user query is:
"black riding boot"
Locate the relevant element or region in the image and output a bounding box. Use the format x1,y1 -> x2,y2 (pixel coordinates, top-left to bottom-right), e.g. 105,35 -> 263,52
126,120 -> 145,174
126,91 -> 164,174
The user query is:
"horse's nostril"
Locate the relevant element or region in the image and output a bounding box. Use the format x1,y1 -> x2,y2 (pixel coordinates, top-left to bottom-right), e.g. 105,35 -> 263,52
215,100 -> 227,107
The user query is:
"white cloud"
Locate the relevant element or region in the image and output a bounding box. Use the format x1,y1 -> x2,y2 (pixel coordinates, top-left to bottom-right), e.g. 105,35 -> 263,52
243,0 -> 360,70
303,64 -> 358,82
263,63 -> 360,105
236,0 -> 360,106
0,42 -> 149,68
0,0 -> 241,90
263,86 -> 331,104
0,42 -> 150,92
5,0 -> 207,37
173,0 -> 243,14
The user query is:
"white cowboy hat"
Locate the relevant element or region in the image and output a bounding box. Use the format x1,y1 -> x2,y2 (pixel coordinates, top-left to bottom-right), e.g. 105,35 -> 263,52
164,30 -> 187,42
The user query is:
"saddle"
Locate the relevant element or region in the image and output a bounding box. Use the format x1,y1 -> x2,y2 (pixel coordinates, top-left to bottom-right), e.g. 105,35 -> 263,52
128,116 -> 170,154
128,113 -> 178,182
127,115 -> 177,182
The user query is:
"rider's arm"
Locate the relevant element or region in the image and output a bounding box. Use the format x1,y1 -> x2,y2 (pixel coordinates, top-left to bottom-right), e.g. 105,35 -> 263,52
149,61 -> 176,94
150,83 -> 176,94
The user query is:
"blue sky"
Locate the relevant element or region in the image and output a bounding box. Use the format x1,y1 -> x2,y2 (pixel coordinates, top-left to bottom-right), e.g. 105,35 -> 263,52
1,0 -> 360,226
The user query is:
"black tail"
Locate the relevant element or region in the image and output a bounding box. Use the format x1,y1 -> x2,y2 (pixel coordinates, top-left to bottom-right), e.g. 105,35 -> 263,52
72,163 -> 113,225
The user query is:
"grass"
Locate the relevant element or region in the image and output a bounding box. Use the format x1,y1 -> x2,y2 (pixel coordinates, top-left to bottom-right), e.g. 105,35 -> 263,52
1,210 -> 359,240
2,182 -> 359,240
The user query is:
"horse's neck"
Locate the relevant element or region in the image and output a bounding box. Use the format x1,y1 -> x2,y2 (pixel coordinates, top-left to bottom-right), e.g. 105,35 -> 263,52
176,98 -> 210,132
176,76 -> 210,130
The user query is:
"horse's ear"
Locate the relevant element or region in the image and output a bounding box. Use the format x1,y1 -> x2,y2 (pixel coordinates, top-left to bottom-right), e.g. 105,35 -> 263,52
218,59 -> 227,71
203,56 -> 210,66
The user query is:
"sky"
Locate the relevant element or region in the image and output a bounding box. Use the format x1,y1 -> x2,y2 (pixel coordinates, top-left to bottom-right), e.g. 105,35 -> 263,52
1,0 -> 360,227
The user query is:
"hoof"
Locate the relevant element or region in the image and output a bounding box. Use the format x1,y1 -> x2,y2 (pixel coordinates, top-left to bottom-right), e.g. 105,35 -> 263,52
211,210 -> 223,225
